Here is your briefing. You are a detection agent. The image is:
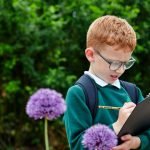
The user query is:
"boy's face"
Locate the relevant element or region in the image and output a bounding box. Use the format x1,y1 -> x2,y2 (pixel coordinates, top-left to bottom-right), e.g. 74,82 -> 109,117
86,45 -> 134,84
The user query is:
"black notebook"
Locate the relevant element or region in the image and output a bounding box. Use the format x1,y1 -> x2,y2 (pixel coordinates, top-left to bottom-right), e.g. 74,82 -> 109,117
118,96 -> 150,140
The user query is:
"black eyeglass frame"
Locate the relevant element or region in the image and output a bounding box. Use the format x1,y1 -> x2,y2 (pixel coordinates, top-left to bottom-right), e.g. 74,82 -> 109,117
94,49 -> 136,71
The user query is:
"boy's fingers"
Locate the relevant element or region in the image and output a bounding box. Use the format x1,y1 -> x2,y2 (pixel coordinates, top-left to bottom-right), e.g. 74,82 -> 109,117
123,102 -> 136,109
121,106 -> 135,115
121,134 -> 132,141
127,107 -> 135,113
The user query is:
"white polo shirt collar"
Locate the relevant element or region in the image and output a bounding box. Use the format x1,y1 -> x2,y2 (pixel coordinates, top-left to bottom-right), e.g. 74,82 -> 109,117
84,71 -> 121,89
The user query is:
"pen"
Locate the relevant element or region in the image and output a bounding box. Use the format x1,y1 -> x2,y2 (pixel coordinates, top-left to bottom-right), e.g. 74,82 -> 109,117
98,105 -> 121,110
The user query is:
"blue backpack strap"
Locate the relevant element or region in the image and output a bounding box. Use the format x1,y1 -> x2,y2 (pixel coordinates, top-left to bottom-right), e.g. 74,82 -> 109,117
75,74 -> 98,121
120,80 -> 139,104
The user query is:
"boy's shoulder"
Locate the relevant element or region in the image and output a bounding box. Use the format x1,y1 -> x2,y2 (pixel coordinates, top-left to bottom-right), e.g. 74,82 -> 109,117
66,84 -> 85,99
120,80 -> 139,104
120,80 -> 137,87
67,84 -> 83,93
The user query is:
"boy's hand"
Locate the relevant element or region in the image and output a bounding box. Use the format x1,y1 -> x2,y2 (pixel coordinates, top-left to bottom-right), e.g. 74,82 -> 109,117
112,134 -> 141,150
113,102 -> 136,134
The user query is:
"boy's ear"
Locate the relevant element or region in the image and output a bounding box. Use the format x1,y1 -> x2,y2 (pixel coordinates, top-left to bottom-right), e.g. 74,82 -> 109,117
85,48 -> 95,62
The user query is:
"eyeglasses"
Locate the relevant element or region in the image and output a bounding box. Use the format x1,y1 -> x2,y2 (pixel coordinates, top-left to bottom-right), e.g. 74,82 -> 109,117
95,50 -> 136,71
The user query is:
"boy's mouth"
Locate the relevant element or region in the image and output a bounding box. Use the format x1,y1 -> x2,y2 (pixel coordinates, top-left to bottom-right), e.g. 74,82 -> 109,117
110,75 -> 118,80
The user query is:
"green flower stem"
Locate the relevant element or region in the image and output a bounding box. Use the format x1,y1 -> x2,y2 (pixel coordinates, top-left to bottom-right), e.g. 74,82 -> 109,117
45,118 -> 49,150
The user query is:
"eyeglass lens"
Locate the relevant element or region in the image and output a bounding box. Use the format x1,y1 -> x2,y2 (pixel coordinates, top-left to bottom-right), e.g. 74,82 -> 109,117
110,59 -> 135,71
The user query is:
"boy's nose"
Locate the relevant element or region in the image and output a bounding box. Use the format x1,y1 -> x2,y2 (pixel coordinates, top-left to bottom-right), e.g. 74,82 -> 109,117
115,65 -> 125,74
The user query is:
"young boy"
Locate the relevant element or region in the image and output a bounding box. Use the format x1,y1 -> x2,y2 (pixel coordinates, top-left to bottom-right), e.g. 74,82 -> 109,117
63,15 -> 150,150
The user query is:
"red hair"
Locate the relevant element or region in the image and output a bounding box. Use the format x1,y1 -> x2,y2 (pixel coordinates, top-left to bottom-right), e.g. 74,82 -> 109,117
86,15 -> 136,51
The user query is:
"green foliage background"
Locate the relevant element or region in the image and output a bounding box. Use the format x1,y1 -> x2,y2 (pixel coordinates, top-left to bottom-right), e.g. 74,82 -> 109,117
0,0 -> 149,149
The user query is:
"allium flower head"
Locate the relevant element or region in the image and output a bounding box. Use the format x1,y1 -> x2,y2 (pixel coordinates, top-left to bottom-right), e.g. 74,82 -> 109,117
26,88 -> 66,120
82,124 -> 118,150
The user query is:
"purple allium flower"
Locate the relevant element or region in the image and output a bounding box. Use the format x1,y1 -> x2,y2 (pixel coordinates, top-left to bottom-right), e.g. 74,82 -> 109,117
26,88 -> 66,120
82,124 -> 118,150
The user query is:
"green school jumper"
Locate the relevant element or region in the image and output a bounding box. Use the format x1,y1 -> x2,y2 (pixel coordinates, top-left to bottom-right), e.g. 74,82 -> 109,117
63,78 -> 150,150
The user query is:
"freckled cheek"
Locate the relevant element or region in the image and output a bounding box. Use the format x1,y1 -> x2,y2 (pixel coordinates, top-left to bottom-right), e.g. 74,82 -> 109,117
98,67 -> 110,78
